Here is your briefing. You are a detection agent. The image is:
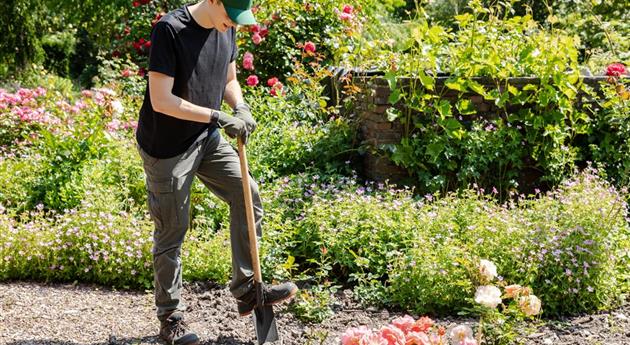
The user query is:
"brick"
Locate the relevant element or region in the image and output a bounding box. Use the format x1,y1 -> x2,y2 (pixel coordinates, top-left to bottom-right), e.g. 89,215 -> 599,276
470,95 -> 484,104
477,102 -> 491,113
373,105 -> 390,114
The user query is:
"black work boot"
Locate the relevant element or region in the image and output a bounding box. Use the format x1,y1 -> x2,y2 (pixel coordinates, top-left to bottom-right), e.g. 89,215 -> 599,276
236,281 -> 299,316
159,312 -> 200,345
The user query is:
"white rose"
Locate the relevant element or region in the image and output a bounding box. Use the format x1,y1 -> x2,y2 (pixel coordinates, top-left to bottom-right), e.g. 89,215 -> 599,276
449,325 -> 474,343
518,295 -> 542,316
479,259 -> 497,281
111,100 -> 124,116
474,285 -> 502,309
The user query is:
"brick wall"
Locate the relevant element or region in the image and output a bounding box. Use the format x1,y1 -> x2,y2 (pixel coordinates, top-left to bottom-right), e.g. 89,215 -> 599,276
346,75 -> 610,184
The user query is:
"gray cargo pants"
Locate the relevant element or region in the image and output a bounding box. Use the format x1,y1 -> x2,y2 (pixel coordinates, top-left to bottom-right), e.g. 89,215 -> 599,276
137,129 -> 261,321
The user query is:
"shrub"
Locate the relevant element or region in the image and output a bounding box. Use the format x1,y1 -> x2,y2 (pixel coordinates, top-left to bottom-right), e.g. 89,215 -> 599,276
244,79 -> 357,181
389,169 -> 629,316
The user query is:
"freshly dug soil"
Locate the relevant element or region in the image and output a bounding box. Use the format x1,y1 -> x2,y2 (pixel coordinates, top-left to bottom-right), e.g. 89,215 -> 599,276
1,281 -> 628,345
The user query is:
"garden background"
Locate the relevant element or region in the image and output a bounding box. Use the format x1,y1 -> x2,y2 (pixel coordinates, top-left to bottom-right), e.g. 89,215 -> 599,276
0,0 -> 629,344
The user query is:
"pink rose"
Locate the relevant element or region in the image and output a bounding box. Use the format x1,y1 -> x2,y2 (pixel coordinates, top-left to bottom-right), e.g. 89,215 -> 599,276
341,326 -> 372,345
270,82 -> 284,96
379,325 -> 405,345
267,77 -> 279,87
411,316 -> 434,333
303,41 -> 316,54
391,315 -> 415,334
606,63 -> 627,77
243,52 -> 254,71
360,333 -> 388,345
339,12 -> 353,21
405,332 -> 430,345
252,33 -> 262,45
246,75 -> 259,86
343,4 -> 354,14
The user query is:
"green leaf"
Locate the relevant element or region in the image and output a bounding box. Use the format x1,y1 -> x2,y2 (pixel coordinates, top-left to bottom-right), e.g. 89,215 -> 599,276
445,78 -> 467,92
442,118 -> 461,131
466,80 -> 487,97
388,89 -> 402,105
418,69 -> 435,91
456,99 -> 477,115
384,71 -> 398,91
454,13 -> 473,27
426,142 -> 445,161
436,100 -> 452,119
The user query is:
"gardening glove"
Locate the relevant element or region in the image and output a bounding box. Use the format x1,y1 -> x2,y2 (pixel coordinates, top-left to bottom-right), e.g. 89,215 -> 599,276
233,102 -> 257,134
212,110 -> 249,144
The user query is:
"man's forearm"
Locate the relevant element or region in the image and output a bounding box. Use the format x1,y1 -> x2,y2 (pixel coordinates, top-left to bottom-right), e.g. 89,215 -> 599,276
224,79 -> 245,109
152,93 -> 215,123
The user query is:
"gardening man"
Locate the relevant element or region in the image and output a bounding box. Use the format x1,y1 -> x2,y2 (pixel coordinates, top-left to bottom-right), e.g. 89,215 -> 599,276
135,1 -> 298,344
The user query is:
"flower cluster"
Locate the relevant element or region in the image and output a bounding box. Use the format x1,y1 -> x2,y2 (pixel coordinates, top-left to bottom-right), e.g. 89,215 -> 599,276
341,315 -> 478,345
473,259 -> 541,317
606,63 -> 627,77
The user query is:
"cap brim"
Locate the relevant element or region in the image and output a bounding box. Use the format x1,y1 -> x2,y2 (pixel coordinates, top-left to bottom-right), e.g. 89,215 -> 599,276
225,7 -> 257,25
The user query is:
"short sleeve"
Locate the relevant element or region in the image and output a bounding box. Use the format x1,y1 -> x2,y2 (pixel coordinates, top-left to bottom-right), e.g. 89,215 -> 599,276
230,27 -> 239,62
149,21 -> 177,77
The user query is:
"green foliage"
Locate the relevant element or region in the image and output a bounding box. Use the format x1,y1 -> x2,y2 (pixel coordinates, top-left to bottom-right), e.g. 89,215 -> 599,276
0,196 -> 155,289
352,2 -> 616,195
0,0 -> 44,76
289,284 -> 337,323
41,30 -> 77,77
584,80 -> 630,186
389,169 -> 630,316
245,79 -> 356,181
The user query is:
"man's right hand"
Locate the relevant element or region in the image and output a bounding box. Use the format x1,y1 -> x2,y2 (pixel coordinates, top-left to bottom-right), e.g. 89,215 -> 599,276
213,110 -> 248,142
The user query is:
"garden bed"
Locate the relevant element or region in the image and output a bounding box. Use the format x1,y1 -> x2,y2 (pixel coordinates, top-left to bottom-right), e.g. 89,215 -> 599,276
1,281 -> 629,345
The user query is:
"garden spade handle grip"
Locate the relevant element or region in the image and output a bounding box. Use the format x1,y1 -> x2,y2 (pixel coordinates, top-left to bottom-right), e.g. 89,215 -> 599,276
238,137 -> 263,284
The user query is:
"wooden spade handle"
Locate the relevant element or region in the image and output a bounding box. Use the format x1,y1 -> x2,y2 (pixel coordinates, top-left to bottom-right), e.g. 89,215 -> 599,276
237,137 -> 263,284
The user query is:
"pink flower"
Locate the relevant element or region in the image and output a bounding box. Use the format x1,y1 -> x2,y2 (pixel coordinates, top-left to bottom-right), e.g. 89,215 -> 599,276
339,12 -> 354,21
267,77 -> 279,87
246,75 -> 259,86
405,332 -> 430,345
121,69 -> 132,78
243,52 -> 254,71
411,317 -> 434,333
303,41 -> 316,54
34,87 -> 46,97
250,24 -> 260,33
259,27 -> 269,37
359,333 -> 388,345
391,315 -> 415,334
252,33 -> 262,45
341,326 -> 372,345
606,63 -> 627,77
270,82 -> 284,96
460,337 -> 478,345
343,4 -> 354,14
379,325 -> 405,345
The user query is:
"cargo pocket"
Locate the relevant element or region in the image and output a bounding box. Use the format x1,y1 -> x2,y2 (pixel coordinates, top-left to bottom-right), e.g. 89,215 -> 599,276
146,176 -> 177,230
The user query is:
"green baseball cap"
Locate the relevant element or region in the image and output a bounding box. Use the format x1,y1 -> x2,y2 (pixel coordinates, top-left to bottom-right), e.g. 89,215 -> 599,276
223,0 -> 257,25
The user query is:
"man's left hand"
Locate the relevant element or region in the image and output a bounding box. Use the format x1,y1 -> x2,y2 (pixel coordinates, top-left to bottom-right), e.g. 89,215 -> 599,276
234,103 -> 257,134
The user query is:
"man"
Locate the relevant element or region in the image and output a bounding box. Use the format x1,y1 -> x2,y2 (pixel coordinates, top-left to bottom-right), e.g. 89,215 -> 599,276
135,1 -> 298,344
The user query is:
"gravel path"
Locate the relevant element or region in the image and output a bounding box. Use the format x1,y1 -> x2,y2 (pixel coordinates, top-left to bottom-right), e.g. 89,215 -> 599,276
1,281 -> 628,345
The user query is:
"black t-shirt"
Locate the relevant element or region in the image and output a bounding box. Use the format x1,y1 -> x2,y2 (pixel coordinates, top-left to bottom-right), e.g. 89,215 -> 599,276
136,5 -> 238,159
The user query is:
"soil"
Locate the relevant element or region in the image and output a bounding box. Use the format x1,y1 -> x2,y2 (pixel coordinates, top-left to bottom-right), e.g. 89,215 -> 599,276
1,281 -> 629,345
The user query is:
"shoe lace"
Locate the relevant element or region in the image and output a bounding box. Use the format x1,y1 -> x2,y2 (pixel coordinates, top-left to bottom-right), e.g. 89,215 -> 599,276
169,319 -> 189,338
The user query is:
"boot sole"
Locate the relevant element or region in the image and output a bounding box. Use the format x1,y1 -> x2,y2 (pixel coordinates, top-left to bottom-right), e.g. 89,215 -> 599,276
238,285 -> 299,317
